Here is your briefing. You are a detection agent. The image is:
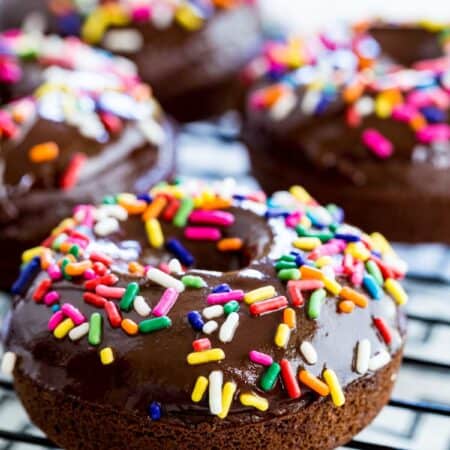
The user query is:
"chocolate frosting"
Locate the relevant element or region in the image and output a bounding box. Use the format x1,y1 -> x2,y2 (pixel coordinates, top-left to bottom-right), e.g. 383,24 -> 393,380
4,185 -> 407,425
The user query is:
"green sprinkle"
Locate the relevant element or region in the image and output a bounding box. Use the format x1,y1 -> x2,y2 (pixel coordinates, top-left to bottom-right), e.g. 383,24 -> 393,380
102,195 -> 117,205
88,313 -> 102,346
260,362 -> 281,392
61,258 -> 72,281
308,288 -> 326,319
182,275 -> 207,289
278,268 -> 301,281
328,223 -> 339,233
224,300 -> 240,315
139,317 -> 172,334
119,282 -> 140,311
280,254 -> 296,262
173,197 -> 194,227
366,260 -> 384,286
295,225 -> 333,242
275,260 -> 297,271
69,244 -> 80,258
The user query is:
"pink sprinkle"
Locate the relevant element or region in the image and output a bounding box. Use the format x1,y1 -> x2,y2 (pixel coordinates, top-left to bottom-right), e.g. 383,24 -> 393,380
407,89 -> 434,109
48,310 -> 64,331
392,104 -> 417,122
83,268 -> 96,280
343,253 -> 355,276
189,210 -> 235,227
95,284 -> 125,299
44,291 -> 60,306
362,129 -> 393,159
287,280 -> 324,291
249,350 -> 273,366
184,227 -> 221,241
416,124 -> 450,144
152,288 -> 179,317
308,242 -> 341,260
351,261 -> 364,287
158,262 -> 171,274
61,303 -> 85,325
285,211 -> 302,228
207,290 -> 244,305
47,264 -> 62,281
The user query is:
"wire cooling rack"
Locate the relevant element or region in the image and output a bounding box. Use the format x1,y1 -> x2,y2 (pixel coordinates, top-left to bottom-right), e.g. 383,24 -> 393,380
0,121 -> 449,449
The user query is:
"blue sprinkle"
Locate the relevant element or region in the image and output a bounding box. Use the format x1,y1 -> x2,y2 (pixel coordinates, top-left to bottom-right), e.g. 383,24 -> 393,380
137,193 -> 153,203
327,204 -> 344,224
57,13 -> 82,35
264,208 -> 290,219
363,274 -> 383,300
420,106 -> 446,124
166,239 -> 195,267
232,194 -> 246,201
295,255 -> 306,267
371,250 -> 382,259
187,311 -> 204,331
148,401 -> 162,421
334,233 -> 361,242
212,283 -> 231,294
11,257 -> 41,295
51,304 -> 61,312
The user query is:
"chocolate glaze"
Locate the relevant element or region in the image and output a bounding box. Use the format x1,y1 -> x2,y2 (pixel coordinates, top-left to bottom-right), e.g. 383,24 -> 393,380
4,198 -> 406,424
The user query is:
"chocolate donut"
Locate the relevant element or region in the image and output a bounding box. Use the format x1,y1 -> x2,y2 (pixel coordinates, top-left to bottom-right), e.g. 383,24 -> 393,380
2,180 -> 408,449
242,22 -> 450,243
0,0 -> 263,122
0,31 -> 176,289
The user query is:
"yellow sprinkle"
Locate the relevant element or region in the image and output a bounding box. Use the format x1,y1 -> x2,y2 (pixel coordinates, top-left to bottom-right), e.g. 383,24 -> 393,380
315,256 -> 333,268
191,376 -> 209,403
384,278 -> 408,305
375,95 -> 393,118
323,368 -> 345,407
150,184 -> 184,199
345,242 -> 371,261
418,19 -> 446,32
175,4 -> 204,31
370,232 -> 396,256
244,286 -> 276,305
300,216 -> 312,228
51,218 -> 76,235
82,9 -> 108,43
100,347 -> 115,365
274,323 -> 290,348
283,308 -> 297,329
322,276 -> 342,296
293,237 -> 322,251
54,318 -> 75,339
290,185 -> 312,203
145,218 -> 164,248
187,348 -> 225,365
239,392 -> 269,411
218,381 -> 237,419
22,246 -> 45,264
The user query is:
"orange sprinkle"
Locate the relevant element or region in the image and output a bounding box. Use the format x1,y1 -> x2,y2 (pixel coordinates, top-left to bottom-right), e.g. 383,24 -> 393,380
340,287 -> 368,308
260,84 -> 287,107
212,0 -> 238,8
29,142 -> 59,163
201,198 -> 232,210
410,114 -> 427,131
131,83 -> 152,101
300,265 -> 323,280
299,370 -> 330,397
119,198 -> 147,215
343,82 -> 364,103
59,242 -> 73,254
40,249 -> 54,270
142,195 -> 168,221
339,300 -> 355,314
217,238 -> 243,252
128,261 -> 145,276
57,254 -> 76,265
121,318 -> 138,335
65,261 -> 92,276
283,308 -> 297,329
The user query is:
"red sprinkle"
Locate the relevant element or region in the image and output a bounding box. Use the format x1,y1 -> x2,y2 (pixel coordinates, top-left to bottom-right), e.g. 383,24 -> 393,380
32,278 -> 52,303
373,317 -> 392,344
83,292 -> 107,308
192,338 -> 212,352
60,152 -> 87,190
89,252 -> 113,267
92,261 -> 108,276
96,284 -> 125,299
104,301 -> 122,328
162,197 -> 180,221
280,359 -> 301,399
287,283 -> 304,307
84,273 -> 118,290
249,296 -> 288,316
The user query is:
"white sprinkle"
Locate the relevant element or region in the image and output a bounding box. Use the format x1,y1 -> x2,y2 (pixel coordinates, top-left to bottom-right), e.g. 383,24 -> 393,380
368,349 -> 391,371
356,339 -> 371,375
300,341 -> 317,365
69,322 -> 90,341
219,312 -> 239,343
94,217 -> 120,237
134,296 -> 152,317
168,258 -> 183,274
270,91 -> 297,120
103,29 -> 143,53
147,268 -> 185,293
138,119 -> 166,146
301,89 -> 320,115
209,370 -> 223,415
203,305 -> 224,320
98,205 -> 128,221
355,96 -> 374,116
151,3 -> 174,29
202,320 -> 219,335
1,352 -> 17,376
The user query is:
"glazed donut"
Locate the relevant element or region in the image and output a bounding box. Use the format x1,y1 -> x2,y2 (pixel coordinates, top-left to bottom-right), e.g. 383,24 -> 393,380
0,31 -> 176,288
242,21 -> 450,243
2,179 -> 408,450
0,0 -> 263,122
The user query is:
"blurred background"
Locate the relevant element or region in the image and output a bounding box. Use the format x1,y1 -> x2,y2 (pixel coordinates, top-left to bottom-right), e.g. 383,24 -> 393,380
1,1 -> 450,449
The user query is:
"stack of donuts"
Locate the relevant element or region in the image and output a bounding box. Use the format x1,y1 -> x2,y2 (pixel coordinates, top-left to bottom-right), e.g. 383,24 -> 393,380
0,3 -> 447,449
